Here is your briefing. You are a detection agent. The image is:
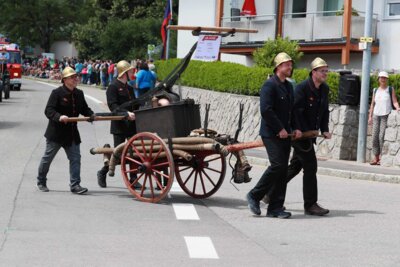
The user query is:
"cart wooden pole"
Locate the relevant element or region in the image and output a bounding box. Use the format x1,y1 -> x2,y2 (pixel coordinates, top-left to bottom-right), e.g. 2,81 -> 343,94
167,25 -> 258,33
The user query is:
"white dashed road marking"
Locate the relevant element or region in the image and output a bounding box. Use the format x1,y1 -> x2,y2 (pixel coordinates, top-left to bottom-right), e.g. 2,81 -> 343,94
173,204 -> 200,220
184,236 -> 219,259
36,81 -> 57,88
35,79 -> 218,260
35,80 -> 103,104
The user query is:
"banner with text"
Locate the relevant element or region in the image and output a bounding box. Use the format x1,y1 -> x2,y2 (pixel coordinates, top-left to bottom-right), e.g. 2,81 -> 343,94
193,35 -> 221,62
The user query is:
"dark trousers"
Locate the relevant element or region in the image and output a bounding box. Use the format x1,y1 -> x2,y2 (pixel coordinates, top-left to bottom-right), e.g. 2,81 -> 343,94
37,140 -> 81,187
250,137 -> 291,212
99,134 -> 134,178
287,140 -> 318,209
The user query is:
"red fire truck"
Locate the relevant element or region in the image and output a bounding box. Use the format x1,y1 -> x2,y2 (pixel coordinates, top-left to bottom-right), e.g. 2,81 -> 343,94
0,38 -> 22,91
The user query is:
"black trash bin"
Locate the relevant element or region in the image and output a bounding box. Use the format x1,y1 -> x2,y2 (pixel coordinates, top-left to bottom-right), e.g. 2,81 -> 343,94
338,71 -> 361,106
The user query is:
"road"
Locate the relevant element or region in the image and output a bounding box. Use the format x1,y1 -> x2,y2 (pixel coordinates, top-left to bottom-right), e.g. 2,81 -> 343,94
0,79 -> 399,266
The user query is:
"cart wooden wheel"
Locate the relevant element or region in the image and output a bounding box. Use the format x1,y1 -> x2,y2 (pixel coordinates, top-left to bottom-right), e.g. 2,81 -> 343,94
120,132 -> 174,203
174,151 -> 226,199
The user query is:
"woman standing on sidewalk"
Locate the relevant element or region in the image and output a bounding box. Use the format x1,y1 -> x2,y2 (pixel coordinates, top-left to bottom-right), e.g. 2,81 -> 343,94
368,71 -> 400,165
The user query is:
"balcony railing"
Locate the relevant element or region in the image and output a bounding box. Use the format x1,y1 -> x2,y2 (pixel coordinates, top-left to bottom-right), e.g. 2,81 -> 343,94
282,11 -> 378,42
220,14 -> 276,44
220,11 -> 379,45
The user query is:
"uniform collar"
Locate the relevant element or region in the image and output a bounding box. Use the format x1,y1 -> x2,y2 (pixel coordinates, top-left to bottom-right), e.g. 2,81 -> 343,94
62,85 -> 76,93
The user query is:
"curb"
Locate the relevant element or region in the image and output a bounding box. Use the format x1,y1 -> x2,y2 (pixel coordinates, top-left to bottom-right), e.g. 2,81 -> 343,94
246,156 -> 400,184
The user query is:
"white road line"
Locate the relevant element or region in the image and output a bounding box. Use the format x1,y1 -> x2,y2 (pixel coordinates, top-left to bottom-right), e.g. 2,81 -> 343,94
184,236 -> 219,259
173,204 -> 200,220
34,80 -> 103,104
84,94 -> 103,104
36,81 -> 57,88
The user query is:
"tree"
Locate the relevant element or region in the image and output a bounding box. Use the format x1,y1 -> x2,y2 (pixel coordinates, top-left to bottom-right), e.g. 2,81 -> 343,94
253,37 -> 304,69
0,0 -> 91,52
73,0 -> 179,60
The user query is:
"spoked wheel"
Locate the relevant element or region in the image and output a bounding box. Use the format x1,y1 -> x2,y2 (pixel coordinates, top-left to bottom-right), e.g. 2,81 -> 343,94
120,132 -> 174,203
175,151 -> 226,199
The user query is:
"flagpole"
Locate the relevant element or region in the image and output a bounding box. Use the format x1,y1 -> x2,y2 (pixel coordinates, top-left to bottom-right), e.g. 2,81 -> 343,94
166,0 -> 173,60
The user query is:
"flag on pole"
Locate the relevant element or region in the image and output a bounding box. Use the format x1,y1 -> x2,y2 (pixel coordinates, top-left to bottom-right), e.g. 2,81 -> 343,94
161,0 -> 172,59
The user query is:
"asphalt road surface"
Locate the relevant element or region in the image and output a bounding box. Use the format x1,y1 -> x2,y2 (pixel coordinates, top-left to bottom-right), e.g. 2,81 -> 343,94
0,79 -> 399,267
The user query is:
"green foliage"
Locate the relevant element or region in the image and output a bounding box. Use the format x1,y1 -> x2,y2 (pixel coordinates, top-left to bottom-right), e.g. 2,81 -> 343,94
0,0 -> 90,51
336,6 -> 360,16
326,72 -> 340,103
0,0 -> 177,59
291,69 -> 309,86
156,60 -> 353,104
156,59 -> 270,95
72,18 -> 103,60
253,36 -> 304,69
72,0 -> 178,60
98,18 -> 162,60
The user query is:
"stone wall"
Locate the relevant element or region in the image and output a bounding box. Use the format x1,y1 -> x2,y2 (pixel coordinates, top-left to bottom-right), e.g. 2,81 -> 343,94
315,105 -> 360,160
175,86 -> 395,165
380,113 -> 400,167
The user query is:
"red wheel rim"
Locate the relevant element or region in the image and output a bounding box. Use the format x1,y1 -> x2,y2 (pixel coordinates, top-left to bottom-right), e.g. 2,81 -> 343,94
174,151 -> 226,199
121,132 -> 174,203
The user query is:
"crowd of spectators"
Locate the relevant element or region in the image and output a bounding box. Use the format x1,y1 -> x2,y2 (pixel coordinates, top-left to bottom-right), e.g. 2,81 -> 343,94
22,56 -> 157,90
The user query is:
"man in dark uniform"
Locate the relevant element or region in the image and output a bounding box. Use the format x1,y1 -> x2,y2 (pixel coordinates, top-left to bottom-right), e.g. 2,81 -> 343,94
97,60 -> 140,188
36,67 -> 95,194
246,52 -> 302,219
287,57 -> 331,216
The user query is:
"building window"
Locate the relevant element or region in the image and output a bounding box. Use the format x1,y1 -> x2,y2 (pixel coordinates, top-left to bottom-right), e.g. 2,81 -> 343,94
323,0 -> 344,16
292,0 -> 307,18
388,2 -> 400,16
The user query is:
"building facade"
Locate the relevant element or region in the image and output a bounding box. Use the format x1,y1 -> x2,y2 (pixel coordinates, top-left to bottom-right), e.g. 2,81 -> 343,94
177,0 -> 400,71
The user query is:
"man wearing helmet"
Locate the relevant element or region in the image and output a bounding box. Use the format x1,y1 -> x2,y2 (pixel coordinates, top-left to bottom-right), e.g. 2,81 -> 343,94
286,57 -> 331,216
246,52 -> 302,219
36,67 -> 95,194
97,60 -> 140,188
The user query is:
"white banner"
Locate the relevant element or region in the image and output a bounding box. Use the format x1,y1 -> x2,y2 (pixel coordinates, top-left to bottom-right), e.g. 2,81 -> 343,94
193,35 -> 221,62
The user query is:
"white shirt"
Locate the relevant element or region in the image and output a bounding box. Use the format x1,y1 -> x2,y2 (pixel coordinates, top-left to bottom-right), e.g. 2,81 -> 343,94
373,87 -> 392,116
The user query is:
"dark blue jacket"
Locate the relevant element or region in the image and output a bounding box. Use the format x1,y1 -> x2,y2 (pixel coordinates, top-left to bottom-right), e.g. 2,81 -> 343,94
293,77 -> 329,133
259,75 -> 296,138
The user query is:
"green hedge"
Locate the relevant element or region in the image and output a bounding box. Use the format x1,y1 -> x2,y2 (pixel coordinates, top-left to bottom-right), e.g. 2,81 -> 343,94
156,59 -> 395,104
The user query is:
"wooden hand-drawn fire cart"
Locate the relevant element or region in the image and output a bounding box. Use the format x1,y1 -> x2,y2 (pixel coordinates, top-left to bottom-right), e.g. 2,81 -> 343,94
68,26 -> 322,203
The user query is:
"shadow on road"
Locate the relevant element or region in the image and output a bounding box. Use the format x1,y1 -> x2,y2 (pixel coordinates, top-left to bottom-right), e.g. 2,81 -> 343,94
0,121 -> 21,129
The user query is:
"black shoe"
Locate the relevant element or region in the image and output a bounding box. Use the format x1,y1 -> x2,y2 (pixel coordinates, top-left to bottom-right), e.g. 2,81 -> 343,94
71,185 -> 88,194
246,192 -> 261,215
37,183 -> 49,192
130,176 -> 145,190
267,209 -> 291,219
305,203 -> 329,216
133,182 -> 144,190
97,170 -> 107,188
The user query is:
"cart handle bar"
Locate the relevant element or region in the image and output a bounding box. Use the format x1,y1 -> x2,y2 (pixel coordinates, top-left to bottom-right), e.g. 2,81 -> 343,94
64,115 -> 126,123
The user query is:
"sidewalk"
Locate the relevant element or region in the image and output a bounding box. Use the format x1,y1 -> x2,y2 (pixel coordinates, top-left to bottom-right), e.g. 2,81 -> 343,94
245,148 -> 400,184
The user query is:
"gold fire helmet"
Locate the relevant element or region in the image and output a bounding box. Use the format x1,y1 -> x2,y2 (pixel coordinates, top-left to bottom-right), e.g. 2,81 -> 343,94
310,57 -> 328,71
61,66 -> 77,80
273,52 -> 293,72
117,60 -> 134,78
